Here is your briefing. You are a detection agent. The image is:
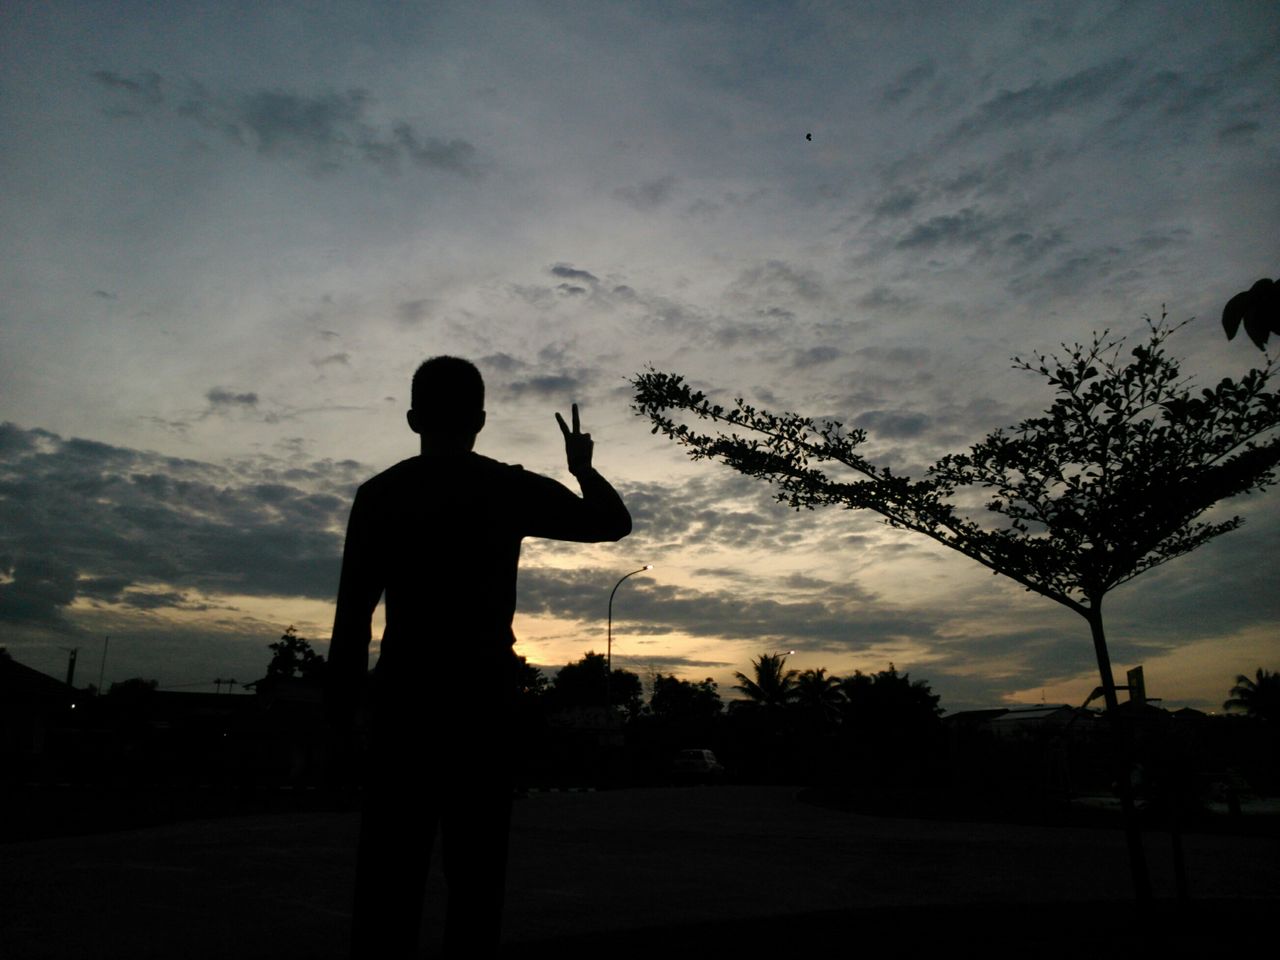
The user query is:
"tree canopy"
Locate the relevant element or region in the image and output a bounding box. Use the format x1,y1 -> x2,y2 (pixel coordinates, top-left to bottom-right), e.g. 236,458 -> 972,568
839,664 -> 942,730
266,625 -> 326,681
649,673 -> 723,722
1224,667 -> 1280,722
732,652 -> 799,709
548,651 -> 643,717
635,318 -> 1280,618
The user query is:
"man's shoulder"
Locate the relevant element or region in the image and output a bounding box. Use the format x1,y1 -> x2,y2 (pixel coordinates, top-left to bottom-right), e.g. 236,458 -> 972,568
356,457 -> 419,494
356,453 -> 543,494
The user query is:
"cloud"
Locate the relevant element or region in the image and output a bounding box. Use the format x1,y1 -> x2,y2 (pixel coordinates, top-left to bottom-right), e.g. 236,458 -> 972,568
614,474 -> 869,558
1218,121 -> 1260,144
853,409 -> 931,439
1003,229 -> 1067,263
93,70 -> 481,177
387,122 -> 479,176
206,388 -> 259,409
613,175 -> 678,211
854,345 -> 931,367
478,352 -> 526,374
396,299 -> 434,325
91,69 -> 163,107
0,556 -> 78,628
895,207 -> 1006,252
518,564 -> 918,651
0,424 -> 364,625
857,286 -> 914,311
948,58 -> 1134,141
119,589 -> 195,611
729,260 -> 824,303
1121,69 -> 1221,117
882,60 -> 936,105
792,346 -> 841,368
506,374 -> 587,399
871,188 -> 921,219
550,264 -> 599,283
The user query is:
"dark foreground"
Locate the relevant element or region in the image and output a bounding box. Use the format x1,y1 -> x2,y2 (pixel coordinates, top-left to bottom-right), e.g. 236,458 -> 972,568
2,785 -> 1276,958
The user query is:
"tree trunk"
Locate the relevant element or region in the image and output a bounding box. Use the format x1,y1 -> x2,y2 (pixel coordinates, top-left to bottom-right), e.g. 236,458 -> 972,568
1086,602 -> 1152,901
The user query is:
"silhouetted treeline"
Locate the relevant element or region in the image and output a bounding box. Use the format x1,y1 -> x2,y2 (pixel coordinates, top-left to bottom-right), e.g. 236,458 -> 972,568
4,639 -> 1278,841
508,653 -> 946,789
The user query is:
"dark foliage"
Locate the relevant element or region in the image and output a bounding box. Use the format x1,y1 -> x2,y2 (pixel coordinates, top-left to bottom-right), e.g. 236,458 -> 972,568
732,652 -> 798,709
1223,277 -> 1280,350
1224,667 -> 1280,722
649,673 -> 723,723
266,625 -> 326,681
635,318 -> 1280,614
546,650 -> 643,718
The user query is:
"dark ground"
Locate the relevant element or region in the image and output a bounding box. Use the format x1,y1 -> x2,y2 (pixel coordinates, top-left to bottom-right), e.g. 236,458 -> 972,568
1,785 -> 1276,958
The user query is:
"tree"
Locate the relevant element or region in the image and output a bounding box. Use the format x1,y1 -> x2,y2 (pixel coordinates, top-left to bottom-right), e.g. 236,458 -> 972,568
649,673 -> 723,722
515,655 -> 548,701
634,317 -> 1280,898
732,652 -> 798,709
837,665 -> 943,785
1223,278 -> 1279,350
108,677 -> 158,697
1224,668 -> 1280,722
267,625 -> 326,681
548,651 -> 643,718
793,667 -> 844,725
839,664 -> 941,729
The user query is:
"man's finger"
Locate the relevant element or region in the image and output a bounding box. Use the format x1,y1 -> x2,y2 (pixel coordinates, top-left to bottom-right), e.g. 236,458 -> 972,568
555,412 -> 570,437
572,403 -> 581,435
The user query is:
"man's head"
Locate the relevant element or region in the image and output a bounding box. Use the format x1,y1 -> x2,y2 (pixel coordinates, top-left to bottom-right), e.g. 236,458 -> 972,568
407,356 -> 486,451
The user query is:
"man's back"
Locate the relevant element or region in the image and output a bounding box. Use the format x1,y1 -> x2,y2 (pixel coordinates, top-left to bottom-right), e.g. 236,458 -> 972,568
333,451 -> 629,702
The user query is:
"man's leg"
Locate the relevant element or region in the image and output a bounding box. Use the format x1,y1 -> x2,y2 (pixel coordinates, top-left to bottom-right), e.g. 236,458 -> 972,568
351,736 -> 439,958
439,778 -> 514,954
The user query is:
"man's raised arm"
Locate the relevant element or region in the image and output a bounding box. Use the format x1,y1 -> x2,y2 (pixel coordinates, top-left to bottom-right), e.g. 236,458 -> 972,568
556,403 -> 631,540
520,403 -> 631,543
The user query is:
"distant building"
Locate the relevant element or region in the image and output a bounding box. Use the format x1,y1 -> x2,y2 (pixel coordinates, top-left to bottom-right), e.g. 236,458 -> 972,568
944,704 -> 1091,738
0,655 -> 77,770
986,704 -> 1081,737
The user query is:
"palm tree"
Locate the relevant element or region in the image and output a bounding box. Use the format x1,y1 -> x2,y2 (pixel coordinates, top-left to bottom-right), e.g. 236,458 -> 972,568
1223,668 -> 1280,722
733,653 -> 799,709
794,667 -> 844,724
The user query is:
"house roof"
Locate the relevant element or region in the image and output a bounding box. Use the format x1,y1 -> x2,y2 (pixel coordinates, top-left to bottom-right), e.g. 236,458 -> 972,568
0,656 -> 75,704
988,704 -> 1075,724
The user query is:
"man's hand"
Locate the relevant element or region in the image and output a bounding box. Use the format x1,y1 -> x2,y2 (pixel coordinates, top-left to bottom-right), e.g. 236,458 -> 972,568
555,403 -> 594,477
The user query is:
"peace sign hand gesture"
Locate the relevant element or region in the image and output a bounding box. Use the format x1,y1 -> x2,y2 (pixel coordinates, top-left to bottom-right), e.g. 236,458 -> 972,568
555,403 -> 594,477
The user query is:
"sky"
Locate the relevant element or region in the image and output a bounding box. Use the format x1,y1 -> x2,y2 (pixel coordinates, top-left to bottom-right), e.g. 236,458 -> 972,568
2,0 -> 1278,712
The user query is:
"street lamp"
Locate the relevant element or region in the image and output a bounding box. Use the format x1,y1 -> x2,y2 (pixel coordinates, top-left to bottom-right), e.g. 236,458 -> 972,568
606,565 -> 651,717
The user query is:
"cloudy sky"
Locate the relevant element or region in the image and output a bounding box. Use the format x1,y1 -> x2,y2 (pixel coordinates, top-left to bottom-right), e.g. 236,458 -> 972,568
2,1 -> 1277,711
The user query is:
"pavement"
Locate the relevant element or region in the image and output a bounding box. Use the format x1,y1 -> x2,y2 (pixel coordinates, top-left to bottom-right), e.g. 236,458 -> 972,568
2,785 -> 1277,958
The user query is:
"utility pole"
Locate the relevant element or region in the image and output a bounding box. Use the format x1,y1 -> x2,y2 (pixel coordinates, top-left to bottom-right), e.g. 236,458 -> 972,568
62,647 -> 78,687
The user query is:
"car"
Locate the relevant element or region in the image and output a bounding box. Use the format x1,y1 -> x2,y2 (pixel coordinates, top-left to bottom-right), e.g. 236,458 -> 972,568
671,748 -> 725,782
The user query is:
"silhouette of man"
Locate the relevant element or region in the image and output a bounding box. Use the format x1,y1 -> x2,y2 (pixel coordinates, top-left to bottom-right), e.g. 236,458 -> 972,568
325,356 -> 631,957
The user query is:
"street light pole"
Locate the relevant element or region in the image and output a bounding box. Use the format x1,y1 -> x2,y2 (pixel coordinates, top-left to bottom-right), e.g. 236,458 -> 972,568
606,565 -> 651,719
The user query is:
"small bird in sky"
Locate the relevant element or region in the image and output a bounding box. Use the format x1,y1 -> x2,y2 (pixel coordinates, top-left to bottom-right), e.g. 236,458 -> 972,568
806,132 -> 812,141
